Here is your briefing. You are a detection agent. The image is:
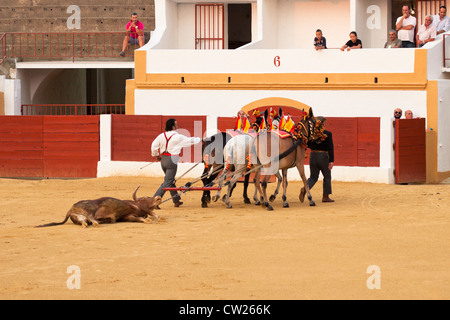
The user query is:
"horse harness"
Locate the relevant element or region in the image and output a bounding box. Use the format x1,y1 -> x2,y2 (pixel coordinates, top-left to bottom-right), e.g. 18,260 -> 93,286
273,118 -> 316,169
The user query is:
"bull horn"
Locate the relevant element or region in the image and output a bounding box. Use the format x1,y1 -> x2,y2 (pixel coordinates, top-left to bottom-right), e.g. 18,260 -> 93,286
132,185 -> 141,201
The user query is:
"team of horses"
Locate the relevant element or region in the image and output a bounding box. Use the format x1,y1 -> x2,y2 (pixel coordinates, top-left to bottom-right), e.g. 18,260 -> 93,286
200,107 -> 322,211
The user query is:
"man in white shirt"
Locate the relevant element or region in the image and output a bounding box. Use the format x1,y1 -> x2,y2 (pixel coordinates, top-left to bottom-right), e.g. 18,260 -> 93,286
433,5 -> 450,35
396,5 -> 417,48
151,118 -> 201,207
416,15 -> 437,47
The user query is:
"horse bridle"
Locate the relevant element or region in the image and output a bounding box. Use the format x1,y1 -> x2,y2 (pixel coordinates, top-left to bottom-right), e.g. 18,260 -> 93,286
297,118 -> 316,141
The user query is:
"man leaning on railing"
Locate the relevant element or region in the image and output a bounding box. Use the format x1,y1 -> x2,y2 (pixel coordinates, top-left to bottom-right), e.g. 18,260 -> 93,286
120,12 -> 144,57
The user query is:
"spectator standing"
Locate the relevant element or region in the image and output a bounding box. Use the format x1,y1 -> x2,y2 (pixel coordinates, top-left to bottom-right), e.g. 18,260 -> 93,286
416,15 -> 437,47
120,12 -> 144,57
340,31 -> 362,51
433,5 -> 450,35
396,5 -> 417,48
314,29 -> 327,50
384,30 -> 402,48
405,110 -> 413,119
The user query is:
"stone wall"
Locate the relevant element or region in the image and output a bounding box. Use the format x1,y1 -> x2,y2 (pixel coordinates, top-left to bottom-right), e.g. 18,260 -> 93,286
0,1 -> 155,33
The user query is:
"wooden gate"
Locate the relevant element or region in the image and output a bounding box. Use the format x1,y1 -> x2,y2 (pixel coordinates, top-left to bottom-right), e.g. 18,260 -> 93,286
394,118 -> 426,184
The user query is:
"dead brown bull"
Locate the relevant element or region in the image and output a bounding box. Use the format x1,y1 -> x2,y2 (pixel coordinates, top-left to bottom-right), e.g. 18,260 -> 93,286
36,186 -> 162,228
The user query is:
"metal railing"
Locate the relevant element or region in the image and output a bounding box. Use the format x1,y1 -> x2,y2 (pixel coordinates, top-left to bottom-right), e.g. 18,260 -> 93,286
21,104 -> 125,115
1,32 -> 143,64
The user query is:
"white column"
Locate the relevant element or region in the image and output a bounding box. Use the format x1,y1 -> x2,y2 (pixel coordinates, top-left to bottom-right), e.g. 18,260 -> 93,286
379,116 -> 395,183
99,114 -> 112,161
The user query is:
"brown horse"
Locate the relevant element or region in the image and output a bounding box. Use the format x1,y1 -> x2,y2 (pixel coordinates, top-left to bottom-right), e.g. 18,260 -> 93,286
251,108 -> 319,211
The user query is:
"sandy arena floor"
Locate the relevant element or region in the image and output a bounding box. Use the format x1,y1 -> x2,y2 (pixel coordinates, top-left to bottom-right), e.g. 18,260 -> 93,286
0,176 -> 449,300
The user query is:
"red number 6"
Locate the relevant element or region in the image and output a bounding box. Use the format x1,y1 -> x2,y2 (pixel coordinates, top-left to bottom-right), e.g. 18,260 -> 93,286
274,56 -> 280,67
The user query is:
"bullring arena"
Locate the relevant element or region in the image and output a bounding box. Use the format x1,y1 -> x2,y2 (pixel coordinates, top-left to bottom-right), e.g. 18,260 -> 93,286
1,175 -> 449,299
2,0 -> 450,302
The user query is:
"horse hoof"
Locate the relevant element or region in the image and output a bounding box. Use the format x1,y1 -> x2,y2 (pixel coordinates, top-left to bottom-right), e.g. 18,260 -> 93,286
254,201 -> 260,206
266,205 -> 274,211
244,198 -> 251,204
269,195 -> 276,202
310,201 -> 316,207
201,202 -> 208,208
283,203 -> 289,208
226,204 -> 232,209
213,196 -> 219,202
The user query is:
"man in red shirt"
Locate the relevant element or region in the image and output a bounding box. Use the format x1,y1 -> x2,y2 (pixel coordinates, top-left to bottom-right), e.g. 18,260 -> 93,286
120,12 -> 144,56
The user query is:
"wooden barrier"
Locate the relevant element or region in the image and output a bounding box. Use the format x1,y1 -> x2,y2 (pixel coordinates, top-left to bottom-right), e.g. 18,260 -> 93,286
394,118 -> 426,184
43,116 -> 99,178
217,116 -> 380,167
0,116 -> 44,177
111,115 -> 207,163
0,114 -> 381,178
0,116 -> 99,178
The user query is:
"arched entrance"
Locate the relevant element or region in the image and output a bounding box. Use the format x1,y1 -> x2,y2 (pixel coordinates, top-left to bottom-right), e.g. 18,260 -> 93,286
217,97 -> 313,132
241,97 -> 312,122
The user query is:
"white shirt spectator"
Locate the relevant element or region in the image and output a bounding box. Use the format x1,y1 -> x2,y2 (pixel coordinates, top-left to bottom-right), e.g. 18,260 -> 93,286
417,23 -> 437,42
396,15 -> 417,42
432,14 -> 450,33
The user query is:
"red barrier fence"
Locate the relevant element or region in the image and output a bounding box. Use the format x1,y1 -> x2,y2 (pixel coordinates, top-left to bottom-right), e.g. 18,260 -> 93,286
21,104 -> 125,116
0,114 -> 380,178
218,115 -> 380,167
1,32 -> 142,63
0,116 -> 99,178
111,115 -> 207,164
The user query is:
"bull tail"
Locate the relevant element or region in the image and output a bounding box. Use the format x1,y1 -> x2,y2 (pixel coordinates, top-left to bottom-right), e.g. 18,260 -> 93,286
35,210 -> 71,228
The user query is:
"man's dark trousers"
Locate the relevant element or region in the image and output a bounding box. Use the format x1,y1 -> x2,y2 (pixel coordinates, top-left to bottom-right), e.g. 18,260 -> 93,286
154,155 -> 181,203
307,151 -> 332,195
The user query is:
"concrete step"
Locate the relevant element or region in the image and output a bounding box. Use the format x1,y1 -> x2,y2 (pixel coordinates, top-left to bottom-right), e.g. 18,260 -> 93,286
2,32 -> 150,59
0,5 -> 154,19
0,0 -> 152,6
0,17 -> 155,33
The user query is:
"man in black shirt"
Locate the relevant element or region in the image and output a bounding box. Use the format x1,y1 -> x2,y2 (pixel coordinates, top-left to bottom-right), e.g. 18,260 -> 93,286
300,117 -> 335,203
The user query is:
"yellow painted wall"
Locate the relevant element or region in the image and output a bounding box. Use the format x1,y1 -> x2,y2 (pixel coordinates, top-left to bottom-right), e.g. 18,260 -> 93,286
0,91 -> 4,115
